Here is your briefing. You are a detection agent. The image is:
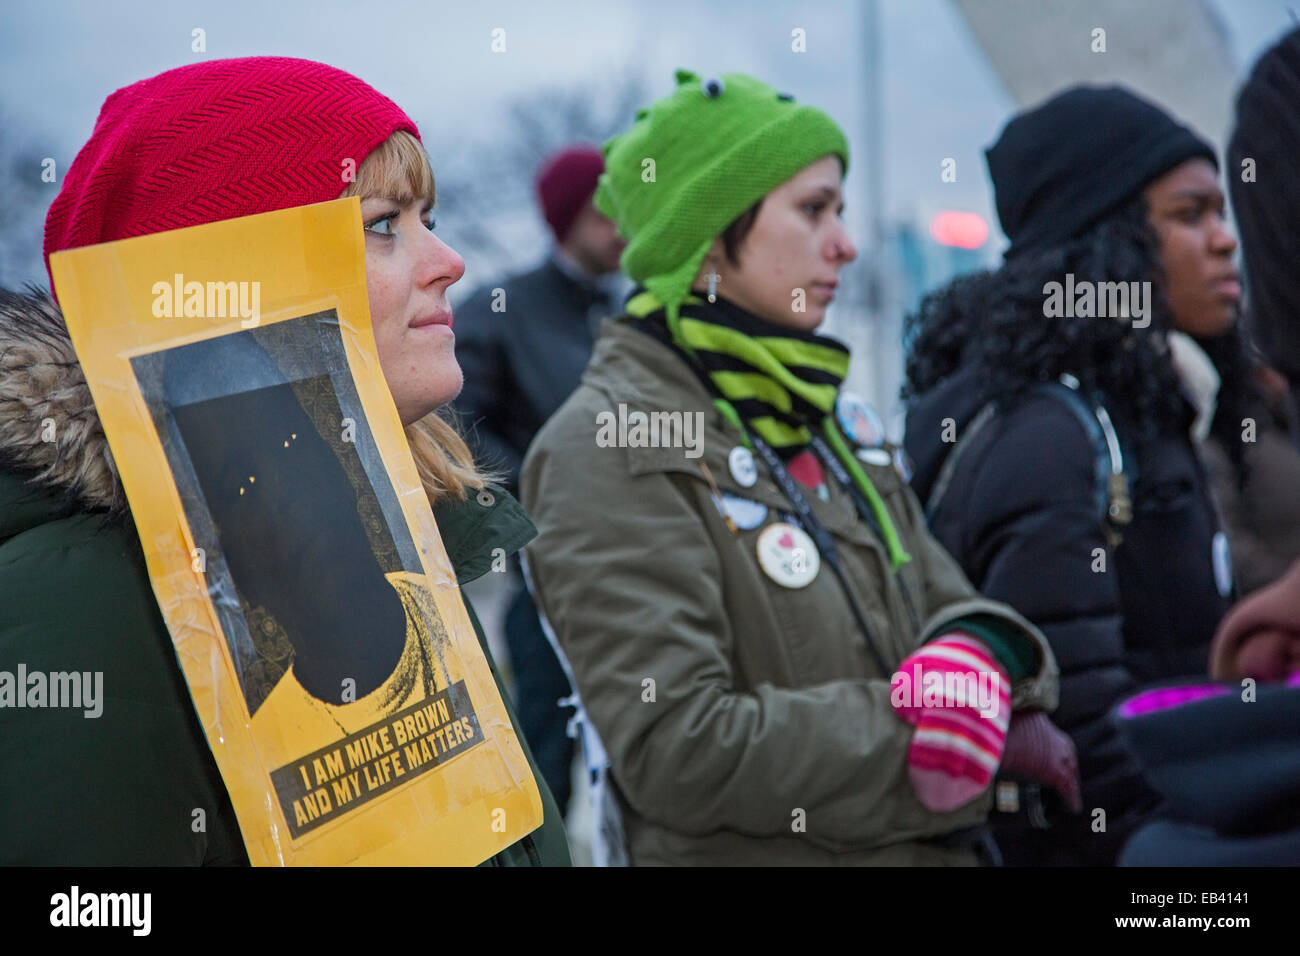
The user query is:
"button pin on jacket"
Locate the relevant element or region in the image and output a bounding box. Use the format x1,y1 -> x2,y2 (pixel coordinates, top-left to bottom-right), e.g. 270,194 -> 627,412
756,522 -> 820,588
729,445 -> 758,487
836,391 -> 886,447
856,447 -> 892,467
719,492 -> 768,530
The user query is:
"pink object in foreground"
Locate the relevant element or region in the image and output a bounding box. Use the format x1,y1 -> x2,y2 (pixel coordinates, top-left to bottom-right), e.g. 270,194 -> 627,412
891,632 -> 1011,812
1117,683 -> 1232,719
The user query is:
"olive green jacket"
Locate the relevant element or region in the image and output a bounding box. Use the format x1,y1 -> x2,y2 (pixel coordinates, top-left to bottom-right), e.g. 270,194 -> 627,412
0,290 -> 569,867
521,317 -> 1059,866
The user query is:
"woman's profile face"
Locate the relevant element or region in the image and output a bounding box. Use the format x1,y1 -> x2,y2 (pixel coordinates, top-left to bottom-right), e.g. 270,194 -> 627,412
360,194 -> 466,425
698,155 -> 856,331
1144,157 -> 1240,339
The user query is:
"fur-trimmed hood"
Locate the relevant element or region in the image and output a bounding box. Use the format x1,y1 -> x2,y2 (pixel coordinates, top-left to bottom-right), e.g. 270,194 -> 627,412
0,287 -> 124,517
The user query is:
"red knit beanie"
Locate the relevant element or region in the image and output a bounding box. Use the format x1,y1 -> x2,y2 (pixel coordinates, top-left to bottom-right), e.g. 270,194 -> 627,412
535,145 -> 605,243
44,56 -> 419,296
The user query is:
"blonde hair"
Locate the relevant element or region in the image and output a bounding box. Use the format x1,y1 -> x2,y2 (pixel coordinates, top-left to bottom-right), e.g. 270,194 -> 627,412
341,130 -> 492,504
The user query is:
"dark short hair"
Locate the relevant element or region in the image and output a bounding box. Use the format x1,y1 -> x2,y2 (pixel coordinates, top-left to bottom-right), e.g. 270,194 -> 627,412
721,200 -> 763,266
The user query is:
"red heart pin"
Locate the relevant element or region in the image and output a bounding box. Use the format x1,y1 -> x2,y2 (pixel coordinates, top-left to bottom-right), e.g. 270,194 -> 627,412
778,531 -> 794,549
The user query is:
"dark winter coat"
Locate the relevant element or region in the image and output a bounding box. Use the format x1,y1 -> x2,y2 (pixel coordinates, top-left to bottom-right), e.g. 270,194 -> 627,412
1116,682 -> 1300,865
0,290 -> 570,866
453,258 -> 611,491
905,365 -> 1231,865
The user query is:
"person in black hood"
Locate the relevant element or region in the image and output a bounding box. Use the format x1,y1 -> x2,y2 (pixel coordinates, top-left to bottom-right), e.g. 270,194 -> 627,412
902,85 -> 1243,866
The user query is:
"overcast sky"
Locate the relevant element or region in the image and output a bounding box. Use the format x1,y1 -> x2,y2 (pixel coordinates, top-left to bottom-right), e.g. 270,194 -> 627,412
2,0 -> 1295,292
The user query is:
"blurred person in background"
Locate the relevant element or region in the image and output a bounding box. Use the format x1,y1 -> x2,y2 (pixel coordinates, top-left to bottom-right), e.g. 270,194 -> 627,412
453,144 -> 625,817
1199,351 -> 1300,595
1231,28 -> 1300,425
1109,23 -> 1300,867
903,85 -> 1243,866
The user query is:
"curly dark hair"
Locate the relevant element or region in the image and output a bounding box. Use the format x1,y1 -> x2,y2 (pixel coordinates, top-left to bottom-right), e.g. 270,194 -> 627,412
902,195 -> 1193,447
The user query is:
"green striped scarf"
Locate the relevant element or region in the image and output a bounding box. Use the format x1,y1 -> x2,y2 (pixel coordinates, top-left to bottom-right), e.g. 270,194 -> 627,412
627,289 -> 912,569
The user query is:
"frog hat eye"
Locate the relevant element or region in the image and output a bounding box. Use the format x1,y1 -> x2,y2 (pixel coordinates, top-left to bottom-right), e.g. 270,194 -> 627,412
702,76 -> 725,98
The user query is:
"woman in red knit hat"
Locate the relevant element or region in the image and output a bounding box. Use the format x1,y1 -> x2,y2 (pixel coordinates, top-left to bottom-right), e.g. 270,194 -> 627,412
0,56 -> 569,865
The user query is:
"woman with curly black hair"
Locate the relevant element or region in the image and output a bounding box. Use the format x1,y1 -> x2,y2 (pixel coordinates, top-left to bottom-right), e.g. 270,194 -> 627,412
902,86 -> 1243,866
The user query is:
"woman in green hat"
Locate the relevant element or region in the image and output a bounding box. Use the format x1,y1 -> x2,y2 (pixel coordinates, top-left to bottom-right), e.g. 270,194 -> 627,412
521,71 -> 1073,866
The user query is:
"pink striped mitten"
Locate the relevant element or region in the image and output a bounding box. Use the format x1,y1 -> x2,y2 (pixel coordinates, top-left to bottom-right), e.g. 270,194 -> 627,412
891,632 -> 1012,812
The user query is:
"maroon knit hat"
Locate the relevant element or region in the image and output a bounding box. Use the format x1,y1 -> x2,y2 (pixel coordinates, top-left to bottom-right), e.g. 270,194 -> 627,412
535,145 -> 605,242
44,56 -> 420,296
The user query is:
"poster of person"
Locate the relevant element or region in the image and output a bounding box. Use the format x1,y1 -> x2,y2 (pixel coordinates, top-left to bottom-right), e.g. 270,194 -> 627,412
48,197 -> 542,865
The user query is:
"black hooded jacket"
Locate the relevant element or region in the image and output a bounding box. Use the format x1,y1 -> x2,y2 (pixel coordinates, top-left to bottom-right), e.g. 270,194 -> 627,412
452,259 -> 610,492
904,366 -> 1231,864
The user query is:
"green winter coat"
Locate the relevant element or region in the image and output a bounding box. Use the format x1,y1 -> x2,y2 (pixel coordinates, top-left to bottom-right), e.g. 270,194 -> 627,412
0,290 -> 569,867
521,317 -> 1060,866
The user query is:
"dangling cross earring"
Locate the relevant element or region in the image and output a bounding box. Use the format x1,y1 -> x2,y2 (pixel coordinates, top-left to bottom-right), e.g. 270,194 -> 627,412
706,265 -> 719,303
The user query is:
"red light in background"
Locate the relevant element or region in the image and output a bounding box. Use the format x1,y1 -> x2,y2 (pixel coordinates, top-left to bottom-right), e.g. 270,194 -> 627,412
930,211 -> 988,249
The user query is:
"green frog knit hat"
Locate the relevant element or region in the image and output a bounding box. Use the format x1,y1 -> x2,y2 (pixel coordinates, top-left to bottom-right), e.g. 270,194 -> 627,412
595,70 -> 849,326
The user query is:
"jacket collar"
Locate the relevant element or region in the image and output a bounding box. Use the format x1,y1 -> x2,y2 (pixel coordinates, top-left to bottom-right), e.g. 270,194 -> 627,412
581,318 -> 902,557
549,246 -> 598,287
1167,330 -> 1221,444
434,484 -> 536,585
0,289 -> 535,579
583,315 -> 716,414
0,289 -> 123,539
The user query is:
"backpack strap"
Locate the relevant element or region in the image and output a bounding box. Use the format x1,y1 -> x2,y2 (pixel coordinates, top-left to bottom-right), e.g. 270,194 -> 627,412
924,375 -> 1135,547
925,401 -> 998,524
1038,374 -> 1135,547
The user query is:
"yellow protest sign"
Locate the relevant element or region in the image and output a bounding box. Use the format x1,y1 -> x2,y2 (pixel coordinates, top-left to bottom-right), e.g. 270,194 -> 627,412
49,197 -> 542,866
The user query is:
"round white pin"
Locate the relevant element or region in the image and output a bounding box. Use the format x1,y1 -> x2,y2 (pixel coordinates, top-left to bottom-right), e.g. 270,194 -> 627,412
836,392 -> 886,447
729,445 -> 758,488
719,492 -> 768,530
856,447 -> 893,467
756,522 -> 820,588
